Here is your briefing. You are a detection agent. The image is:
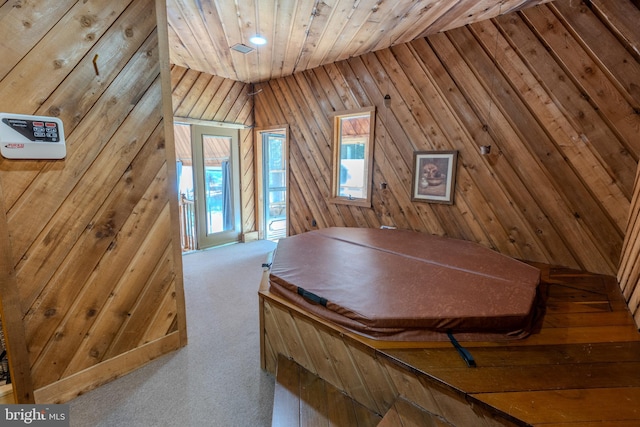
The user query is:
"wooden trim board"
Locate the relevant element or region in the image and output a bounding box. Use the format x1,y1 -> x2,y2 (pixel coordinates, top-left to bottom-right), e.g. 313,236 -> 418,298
34,332 -> 181,403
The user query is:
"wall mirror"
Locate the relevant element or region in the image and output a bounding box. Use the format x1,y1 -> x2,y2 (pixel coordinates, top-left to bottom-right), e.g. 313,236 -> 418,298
330,107 -> 375,207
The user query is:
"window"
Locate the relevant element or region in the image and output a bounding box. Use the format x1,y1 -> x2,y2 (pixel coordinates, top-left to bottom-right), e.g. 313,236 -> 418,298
330,107 -> 375,207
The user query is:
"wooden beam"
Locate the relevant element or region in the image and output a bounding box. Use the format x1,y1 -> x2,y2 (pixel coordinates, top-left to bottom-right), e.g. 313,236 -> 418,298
0,184 -> 35,403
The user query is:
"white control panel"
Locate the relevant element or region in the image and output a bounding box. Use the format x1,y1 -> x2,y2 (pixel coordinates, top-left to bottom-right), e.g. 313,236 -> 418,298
0,113 -> 66,159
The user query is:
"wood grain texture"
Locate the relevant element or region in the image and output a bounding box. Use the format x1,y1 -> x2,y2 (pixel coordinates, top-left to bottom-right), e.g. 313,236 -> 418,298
273,355 -> 382,427
165,0 -> 555,83
170,64 -> 256,236
260,263 -> 640,426
600,0 -> 640,330
245,0 -> 640,329
377,397 -> 443,427
620,164 -> 640,326
0,175 -> 34,403
0,0 -> 186,402
254,0 -> 639,288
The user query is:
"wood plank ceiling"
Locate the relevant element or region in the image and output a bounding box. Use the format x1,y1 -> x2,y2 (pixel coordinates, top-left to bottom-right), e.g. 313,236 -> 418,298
166,0 -> 554,83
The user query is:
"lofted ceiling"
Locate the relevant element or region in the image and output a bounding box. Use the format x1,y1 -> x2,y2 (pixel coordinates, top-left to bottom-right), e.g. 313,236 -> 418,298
165,0 -> 554,84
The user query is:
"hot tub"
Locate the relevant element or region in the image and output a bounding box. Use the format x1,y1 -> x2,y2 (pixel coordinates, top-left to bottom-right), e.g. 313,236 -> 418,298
268,227 -> 542,341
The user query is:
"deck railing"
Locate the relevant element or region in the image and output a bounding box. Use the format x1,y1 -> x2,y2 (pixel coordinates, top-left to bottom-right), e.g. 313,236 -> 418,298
179,194 -> 196,251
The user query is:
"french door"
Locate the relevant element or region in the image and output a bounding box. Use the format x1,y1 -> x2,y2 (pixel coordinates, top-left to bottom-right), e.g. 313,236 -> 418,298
191,125 -> 241,248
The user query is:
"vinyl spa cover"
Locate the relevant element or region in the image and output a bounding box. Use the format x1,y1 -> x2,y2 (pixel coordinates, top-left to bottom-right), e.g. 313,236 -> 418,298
268,228 -> 543,341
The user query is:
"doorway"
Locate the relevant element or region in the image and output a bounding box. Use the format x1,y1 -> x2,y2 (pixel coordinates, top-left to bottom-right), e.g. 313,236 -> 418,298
257,128 -> 288,241
175,123 -> 241,250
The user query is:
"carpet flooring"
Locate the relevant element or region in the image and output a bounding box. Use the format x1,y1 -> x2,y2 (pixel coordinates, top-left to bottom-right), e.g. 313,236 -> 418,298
68,239 -> 278,427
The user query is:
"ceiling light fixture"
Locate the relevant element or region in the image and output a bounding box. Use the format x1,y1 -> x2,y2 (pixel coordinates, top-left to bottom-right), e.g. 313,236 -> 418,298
249,34 -> 267,45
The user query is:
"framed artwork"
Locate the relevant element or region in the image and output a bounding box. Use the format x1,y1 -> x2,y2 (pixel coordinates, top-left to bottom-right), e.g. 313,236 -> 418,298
411,150 -> 458,204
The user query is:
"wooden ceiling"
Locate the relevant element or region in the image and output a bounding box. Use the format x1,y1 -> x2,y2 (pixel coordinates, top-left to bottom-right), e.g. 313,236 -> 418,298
166,0 -> 554,83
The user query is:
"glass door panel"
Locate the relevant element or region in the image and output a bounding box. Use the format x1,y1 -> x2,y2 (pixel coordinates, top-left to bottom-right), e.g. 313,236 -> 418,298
263,132 -> 287,240
193,126 -> 240,248
202,135 -> 231,235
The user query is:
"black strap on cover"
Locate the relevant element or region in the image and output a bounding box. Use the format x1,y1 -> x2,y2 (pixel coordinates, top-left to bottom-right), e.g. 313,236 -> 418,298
447,331 -> 476,368
297,287 -> 328,307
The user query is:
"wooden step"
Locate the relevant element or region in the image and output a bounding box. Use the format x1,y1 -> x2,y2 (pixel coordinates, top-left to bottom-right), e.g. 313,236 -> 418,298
378,397 -> 446,427
272,354 -> 382,427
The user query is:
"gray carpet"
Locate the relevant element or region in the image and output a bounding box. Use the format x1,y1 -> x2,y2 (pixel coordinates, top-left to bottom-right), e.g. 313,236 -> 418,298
68,239 -> 278,427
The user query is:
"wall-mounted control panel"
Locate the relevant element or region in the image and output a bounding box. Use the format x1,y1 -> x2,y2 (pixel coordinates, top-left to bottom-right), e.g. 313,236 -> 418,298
0,113 -> 66,159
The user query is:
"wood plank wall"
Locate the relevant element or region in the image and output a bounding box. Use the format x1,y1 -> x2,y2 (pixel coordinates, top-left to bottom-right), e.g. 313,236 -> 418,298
0,0 -> 187,402
169,0 -> 639,326
611,1 -> 640,329
620,166 -> 640,326
254,0 -> 639,287
170,65 -> 256,235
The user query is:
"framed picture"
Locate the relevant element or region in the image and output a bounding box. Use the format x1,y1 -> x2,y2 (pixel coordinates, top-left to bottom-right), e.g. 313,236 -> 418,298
411,150 -> 458,204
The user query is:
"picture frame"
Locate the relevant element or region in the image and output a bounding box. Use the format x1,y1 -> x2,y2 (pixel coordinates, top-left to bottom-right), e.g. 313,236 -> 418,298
411,150 -> 458,204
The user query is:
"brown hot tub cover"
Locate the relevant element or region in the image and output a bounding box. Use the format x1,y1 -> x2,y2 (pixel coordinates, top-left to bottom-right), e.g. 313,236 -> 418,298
268,227 -> 542,341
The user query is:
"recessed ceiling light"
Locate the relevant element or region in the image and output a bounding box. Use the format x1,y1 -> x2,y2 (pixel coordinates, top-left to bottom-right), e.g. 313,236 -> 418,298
249,35 -> 267,45
231,43 -> 255,54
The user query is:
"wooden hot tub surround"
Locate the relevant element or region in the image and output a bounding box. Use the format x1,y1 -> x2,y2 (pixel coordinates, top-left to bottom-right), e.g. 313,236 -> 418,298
259,229 -> 640,426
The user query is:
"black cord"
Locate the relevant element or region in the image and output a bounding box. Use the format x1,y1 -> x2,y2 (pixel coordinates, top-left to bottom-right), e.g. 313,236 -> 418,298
447,331 -> 476,368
